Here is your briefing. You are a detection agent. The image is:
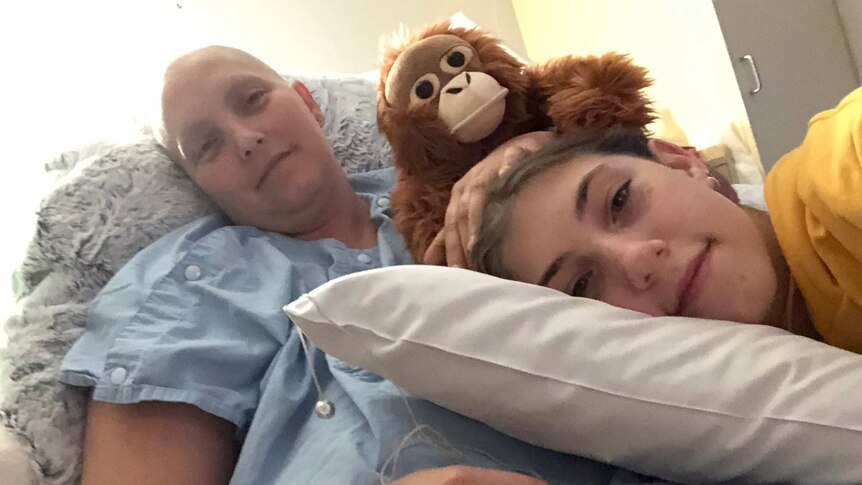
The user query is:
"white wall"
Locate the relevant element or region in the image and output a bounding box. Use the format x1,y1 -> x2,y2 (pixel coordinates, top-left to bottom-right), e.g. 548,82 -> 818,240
512,0 -> 759,175
170,0 -> 527,75
2,0 -> 526,164
0,0 -> 526,333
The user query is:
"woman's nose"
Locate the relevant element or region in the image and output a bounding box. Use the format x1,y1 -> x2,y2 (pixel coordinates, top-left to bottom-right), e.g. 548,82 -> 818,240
235,127 -> 264,160
618,239 -> 667,290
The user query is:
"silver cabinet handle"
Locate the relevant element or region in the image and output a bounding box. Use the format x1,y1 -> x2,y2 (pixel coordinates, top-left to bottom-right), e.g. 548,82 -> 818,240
740,54 -> 762,94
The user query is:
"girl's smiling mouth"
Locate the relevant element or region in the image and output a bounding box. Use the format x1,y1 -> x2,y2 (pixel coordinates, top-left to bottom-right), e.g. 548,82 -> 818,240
674,238 -> 714,317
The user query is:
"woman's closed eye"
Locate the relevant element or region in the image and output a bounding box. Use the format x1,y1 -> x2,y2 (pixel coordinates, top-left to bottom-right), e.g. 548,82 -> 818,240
247,89 -> 266,105
196,135 -> 222,164
241,89 -> 268,114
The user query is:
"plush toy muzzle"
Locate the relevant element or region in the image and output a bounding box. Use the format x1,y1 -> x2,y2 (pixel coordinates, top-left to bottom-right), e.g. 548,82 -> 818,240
438,71 -> 509,143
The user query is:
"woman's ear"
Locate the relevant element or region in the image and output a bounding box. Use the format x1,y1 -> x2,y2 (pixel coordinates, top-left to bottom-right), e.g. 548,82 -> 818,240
647,138 -> 711,184
292,80 -> 325,127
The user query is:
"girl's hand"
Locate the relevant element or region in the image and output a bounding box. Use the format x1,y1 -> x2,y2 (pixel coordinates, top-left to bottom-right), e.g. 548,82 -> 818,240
424,131 -> 554,268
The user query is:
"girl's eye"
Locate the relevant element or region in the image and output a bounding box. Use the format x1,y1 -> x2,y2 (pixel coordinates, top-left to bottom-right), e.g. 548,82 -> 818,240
611,180 -> 632,215
570,270 -> 593,297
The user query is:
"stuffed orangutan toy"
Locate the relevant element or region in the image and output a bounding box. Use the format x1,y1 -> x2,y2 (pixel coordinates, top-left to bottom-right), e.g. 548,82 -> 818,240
377,21 -> 656,263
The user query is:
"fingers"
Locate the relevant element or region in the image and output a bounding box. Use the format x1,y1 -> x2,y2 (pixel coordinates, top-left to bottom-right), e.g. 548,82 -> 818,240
443,181 -> 468,268
458,178 -> 482,255
500,145 -> 529,176
439,132 -> 552,269
423,230 -> 446,265
519,135 -> 550,155
500,135 -> 548,175
444,219 -> 467,269
454,168 -> 496,267
465,172 -> 493,255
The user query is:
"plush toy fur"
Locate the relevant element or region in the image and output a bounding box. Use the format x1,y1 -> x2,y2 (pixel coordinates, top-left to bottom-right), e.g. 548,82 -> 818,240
377,21 -> 655,262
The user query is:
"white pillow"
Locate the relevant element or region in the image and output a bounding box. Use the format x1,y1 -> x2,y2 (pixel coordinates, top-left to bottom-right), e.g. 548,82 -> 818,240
284,265 -> 862,484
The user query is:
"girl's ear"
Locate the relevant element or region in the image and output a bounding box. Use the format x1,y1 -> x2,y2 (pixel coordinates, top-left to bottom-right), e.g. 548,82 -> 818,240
647,138 -> 711,183
292,80 -> 325,127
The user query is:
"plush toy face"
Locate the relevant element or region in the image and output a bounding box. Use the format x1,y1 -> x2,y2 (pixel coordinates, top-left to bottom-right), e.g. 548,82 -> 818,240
378,22 -> 655,262
382,33 -> 515,144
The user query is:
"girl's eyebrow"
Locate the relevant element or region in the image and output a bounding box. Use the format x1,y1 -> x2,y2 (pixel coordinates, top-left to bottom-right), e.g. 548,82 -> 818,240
538,251 -> 571,287
576,164 -> 606,221
540,163 -> 608,287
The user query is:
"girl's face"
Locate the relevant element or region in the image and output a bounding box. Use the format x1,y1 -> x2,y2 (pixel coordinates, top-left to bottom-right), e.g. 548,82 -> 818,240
500,143 -> 777,324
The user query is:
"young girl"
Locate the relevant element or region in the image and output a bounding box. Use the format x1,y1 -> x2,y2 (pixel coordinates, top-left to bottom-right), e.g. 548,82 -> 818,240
471,88 -> 862,352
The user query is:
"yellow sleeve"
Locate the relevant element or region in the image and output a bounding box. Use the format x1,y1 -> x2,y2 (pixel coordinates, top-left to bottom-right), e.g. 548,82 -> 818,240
765,87 -> 862,353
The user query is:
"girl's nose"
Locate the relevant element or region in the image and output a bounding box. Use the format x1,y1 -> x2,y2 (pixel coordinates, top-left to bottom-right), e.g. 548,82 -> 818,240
618,239 -> 667,290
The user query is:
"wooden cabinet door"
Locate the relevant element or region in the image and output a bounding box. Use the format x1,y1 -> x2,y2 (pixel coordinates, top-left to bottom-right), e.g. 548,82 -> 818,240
713,0 -> 859,171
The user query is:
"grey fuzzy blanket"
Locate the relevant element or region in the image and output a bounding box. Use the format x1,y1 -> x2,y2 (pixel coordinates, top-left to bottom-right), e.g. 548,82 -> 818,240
0,75 -> 391,484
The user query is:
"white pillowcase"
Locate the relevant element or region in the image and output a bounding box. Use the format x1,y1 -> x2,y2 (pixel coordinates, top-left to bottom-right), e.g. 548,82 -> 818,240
284,265 -> 862,484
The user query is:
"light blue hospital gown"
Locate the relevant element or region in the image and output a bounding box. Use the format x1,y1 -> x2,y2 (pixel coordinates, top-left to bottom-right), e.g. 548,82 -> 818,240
61,168 -> 660,484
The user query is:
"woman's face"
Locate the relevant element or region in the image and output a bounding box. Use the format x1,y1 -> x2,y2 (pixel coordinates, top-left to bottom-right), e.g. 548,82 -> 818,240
161,48 -> 341,232
500,146 -> 777,324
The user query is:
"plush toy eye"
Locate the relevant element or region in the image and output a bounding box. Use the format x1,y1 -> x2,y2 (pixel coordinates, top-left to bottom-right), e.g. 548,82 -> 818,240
448,51 -> 465,68
415,80 -> 434,99
409,73 -> 440,107
440,46 -> 474,74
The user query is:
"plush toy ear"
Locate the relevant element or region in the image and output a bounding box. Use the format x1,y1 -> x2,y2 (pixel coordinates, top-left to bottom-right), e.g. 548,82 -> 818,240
530,53 -> 655,134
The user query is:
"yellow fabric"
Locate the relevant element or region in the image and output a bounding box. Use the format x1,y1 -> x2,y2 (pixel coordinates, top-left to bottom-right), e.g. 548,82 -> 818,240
765,87 -> 862,353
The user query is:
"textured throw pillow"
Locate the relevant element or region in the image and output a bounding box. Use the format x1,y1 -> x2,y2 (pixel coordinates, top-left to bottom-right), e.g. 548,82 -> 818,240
285,265 -> 862,484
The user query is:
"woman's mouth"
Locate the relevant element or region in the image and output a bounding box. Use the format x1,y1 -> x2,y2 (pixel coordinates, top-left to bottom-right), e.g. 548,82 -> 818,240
674,239 -> 714,316
256,147 -> 295,190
